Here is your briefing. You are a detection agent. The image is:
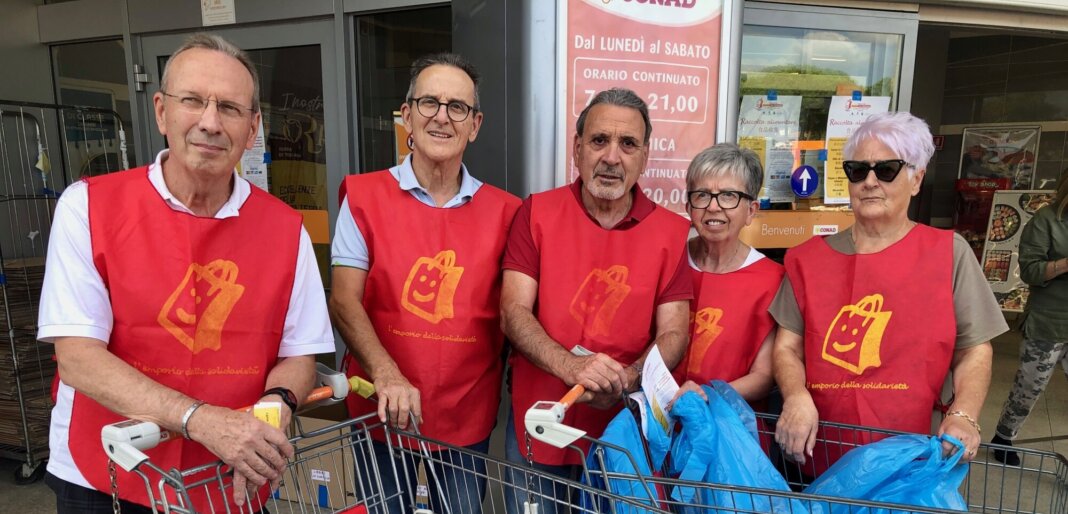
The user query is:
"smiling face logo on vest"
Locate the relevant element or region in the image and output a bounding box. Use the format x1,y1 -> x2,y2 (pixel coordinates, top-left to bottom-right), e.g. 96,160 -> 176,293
687,307 -> 725,376
822,294 -> 893,375
158,260 -> 245,354
569,265 -> 632,337
401,250 -> 465,324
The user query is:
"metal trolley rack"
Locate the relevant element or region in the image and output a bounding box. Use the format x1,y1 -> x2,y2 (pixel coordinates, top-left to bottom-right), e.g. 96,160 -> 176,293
1,99 -> 128,483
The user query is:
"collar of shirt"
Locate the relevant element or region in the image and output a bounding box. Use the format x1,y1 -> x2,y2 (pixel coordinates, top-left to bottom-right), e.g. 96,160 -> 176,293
389,154 -> 483,208
147,149 -> 250,219
568,179 -> 655,229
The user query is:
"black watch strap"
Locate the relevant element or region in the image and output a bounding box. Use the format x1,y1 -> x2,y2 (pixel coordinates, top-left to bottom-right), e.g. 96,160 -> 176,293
262,387 -> 298,413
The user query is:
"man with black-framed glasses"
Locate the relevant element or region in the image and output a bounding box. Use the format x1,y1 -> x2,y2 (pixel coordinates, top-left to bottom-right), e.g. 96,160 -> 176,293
330,53 -> 520,514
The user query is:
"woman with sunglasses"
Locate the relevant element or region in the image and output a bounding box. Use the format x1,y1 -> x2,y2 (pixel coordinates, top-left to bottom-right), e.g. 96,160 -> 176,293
669,143 -> 782,408
769,112 -> 1006,478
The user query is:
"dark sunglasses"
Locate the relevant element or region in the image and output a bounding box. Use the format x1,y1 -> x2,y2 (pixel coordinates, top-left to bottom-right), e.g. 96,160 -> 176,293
841,159 -> 913,183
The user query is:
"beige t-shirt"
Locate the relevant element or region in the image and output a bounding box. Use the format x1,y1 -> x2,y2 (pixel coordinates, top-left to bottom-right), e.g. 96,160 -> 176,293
768,227 -> 1008,349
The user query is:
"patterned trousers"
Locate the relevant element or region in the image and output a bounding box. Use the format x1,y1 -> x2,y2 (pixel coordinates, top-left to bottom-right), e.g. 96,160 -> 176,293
995,338 -> 1068,440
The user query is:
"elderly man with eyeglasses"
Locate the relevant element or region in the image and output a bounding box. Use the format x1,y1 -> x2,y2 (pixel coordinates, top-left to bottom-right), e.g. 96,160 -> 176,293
38,33 -> 334,513
499,88 -> 692,514
329,53 -> 520,514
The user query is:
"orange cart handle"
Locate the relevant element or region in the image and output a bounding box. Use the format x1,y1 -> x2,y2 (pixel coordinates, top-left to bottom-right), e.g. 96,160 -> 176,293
559,384 -> 585,410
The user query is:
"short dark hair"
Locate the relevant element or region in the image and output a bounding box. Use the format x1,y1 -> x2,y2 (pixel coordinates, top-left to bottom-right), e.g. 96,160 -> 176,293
575,88 -> 651,144
405,53 -> 481,110
161,33 -> 260,113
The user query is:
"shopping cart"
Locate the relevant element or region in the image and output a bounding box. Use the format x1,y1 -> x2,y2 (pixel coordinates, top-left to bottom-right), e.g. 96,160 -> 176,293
525,384 -> 1068,514
101,366 -> 674,514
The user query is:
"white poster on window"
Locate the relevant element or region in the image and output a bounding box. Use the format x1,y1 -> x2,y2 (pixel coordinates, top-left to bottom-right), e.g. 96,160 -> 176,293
824,96 -> 891,205
238,118 -> 269,192
737,95 -> 802,203
201,0 -> 236,26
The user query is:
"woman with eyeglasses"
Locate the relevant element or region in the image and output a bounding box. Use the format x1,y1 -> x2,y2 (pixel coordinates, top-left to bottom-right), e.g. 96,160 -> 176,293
769,112 -> 1006,479
669,144 -> 782,409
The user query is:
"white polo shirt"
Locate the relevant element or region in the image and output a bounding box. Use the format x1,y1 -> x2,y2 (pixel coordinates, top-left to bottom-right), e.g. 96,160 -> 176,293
38,150 -> 335,488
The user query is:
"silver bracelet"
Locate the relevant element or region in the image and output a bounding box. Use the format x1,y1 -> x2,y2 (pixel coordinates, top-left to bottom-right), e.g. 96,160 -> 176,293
180,400 -> 206,440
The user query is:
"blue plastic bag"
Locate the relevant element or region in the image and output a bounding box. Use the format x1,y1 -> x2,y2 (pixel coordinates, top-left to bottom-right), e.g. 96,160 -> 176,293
804,434 -> 969,514
583,396 -> 671,513
669,381 -> 807,514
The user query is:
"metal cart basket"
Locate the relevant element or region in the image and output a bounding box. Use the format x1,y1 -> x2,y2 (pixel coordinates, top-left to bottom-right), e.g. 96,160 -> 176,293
100,376 -> 1068,513
524,385 -> 1068,514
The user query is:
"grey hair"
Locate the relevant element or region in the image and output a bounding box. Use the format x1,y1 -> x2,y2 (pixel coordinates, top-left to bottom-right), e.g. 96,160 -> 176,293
843,111 -> 935,177
685,143 -> 764,199
405,53 -> 481,110
161,33 -> 260,113
576,88 -> 652,144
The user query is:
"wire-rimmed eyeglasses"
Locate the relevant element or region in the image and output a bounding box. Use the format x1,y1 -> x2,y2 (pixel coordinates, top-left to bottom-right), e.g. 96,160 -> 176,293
160,91 -> 255,120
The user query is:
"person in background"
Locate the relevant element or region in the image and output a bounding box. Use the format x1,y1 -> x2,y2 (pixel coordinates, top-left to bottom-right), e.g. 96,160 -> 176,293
991,173 -> 1068,466
500,88 -> 691,514
38,33 -> 333,513
329,52 -> 520,513
771,112 -> 1006,479
671,144 -> 780,406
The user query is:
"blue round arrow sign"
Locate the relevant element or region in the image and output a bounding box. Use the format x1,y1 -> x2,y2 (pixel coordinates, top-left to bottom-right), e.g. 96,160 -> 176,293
791,165 -> 819,198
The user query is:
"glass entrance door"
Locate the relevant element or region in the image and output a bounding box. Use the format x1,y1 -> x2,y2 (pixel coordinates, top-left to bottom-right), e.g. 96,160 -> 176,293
137,21 -> 339,282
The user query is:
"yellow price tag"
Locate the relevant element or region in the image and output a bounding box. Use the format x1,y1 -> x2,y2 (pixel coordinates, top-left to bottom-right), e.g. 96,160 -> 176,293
253,402 -> 282,428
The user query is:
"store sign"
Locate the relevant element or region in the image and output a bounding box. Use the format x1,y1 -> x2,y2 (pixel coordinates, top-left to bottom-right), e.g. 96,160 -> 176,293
562,0 -> 727,214
739,210 -> 855,249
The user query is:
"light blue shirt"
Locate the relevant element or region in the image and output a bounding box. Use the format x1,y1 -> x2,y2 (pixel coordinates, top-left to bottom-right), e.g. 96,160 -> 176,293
331,155 -> 484,270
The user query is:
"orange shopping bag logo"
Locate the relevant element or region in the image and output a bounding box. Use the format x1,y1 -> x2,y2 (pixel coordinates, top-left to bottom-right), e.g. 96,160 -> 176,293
821,294 -> 892,375
157,260 -> 245,354
401,250 -> 464,324
569,265 -> 632,337
687,307 -> 725,376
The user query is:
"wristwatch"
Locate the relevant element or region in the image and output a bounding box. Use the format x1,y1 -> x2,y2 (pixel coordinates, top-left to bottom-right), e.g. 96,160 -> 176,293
261,387 -> 298,413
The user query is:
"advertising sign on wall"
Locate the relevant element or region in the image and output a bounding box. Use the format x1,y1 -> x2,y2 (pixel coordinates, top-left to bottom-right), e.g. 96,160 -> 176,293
959,126 -> 1039,190
824,95 -> 890,205
561,0 -> 727,214
981,189 -> 1055,312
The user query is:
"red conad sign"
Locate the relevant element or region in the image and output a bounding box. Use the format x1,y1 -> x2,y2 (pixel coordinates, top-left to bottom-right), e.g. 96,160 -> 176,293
564,0 -> 724,214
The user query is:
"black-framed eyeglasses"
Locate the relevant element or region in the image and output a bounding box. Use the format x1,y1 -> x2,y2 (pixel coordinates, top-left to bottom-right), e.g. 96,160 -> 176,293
160,91 -> 255,120
687,190 -> 753,210
409,96 -> 477,122
841,159 -> 914,183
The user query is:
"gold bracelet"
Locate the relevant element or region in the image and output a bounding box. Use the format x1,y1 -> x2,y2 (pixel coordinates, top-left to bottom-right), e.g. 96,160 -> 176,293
947,410 -> 981,434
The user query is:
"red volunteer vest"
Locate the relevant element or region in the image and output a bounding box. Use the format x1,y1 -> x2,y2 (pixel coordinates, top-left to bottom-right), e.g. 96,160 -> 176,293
511,186 -> 690,465
785,225 -> 955,475
340,171 -> 520,446
676,257 -> 783,387
68,167 -> 301,511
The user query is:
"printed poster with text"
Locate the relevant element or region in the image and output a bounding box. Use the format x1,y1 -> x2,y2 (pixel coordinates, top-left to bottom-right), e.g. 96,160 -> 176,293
824,96 -> 890,205
737,95 -> 801,203
981,190 -> 1055,312
565,0 -> 724,214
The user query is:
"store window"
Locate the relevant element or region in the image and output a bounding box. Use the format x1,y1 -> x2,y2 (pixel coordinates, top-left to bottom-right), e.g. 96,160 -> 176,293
738,25 -> 904,207
52,39 -> 135,177
355,6 -> 451,172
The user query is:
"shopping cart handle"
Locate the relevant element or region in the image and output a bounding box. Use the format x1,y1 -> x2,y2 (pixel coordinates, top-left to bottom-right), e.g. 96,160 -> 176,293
100,365 -> 375,464
101,419 -> 168,471
523,385 -> 587,448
